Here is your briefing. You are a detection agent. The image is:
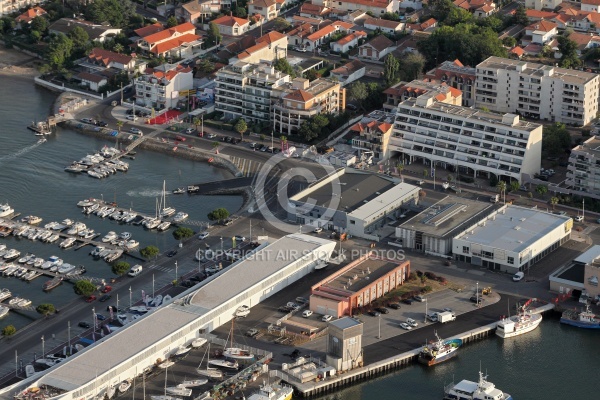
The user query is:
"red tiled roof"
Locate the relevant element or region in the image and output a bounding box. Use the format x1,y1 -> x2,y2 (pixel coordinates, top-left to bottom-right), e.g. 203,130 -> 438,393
526,10 -> 558,19
250,0 -> 276,7
256,30 -> 286,44
307,25 -> 336,41
284,89 -> 314,102
337,0 -> 390,8
510,46 -> 525,56
331,59 -> 365,76
212,15 -> 249,27
364,18 -> 403,30
526,20 -> 557,32
16,6 -> 47,23
238,41 -> 269,59
143,22 -> 196,44
300,3 -> 328,15
336,31 -> 366,46
77,72 -> 107,83
522,43 -> 543,53
151,33 -> 201,55
332,21 -> 354,30
134,23 -> 164,38
88,47 -> 133,66
146,64 -> 192,81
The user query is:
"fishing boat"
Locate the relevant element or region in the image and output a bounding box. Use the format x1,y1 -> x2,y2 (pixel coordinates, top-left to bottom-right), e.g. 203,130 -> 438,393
417,332 -> 462,366
178,378 -> 208,388
496,298 -> 542,338
165,386 -> 192,396
247,383 -> 294,400
443,369 -> 513,400
43,277 -> 63,291
560,303 -> 600,329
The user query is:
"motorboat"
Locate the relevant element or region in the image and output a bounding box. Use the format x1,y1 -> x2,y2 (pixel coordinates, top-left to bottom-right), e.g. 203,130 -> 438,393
38,231 -> 52,242
208,359 -> 238,370
16,298 -> 32,307
144,218 -> 161,229
560,303 -> 600,329
496,299 -> 542,338
165,386 -> 192,396
18,253 -> 33,264
21,215 -> 42,225
191,338 -> 207,348
151,396 -> 181,400
163,294 -> 172,304
443,370 -> 513,400
157,360 -> 175,369
77,199 -> 96,207
67,222 -> 86,235
3,265 -> 18,276
59,237 -> 77,249
124,240 -> 139,250
77,228 -> 91,237
110,210 -> 123,220
24,365 -> 36,378
64,163 -> 85,173
172,212 -> 189,223
26,255 -> 38,265
151,295 -> 163,308
34,358 -> 57,368
90,246 -> 105,257
178,379 -> 208,388
33,257 -> 44,267
4,249 -> 21,260
173,345 -> 191,358
123,213 -> 138,223
223,348 -> 254,360
118,379 -> 132,393
129,305 -> 149,314
418,332 -> 462,366
102,231 -> 118,243
95,206 -> 108,216
13,267 -> 28,278
116,314 -> 129,325
106,384 -> 116,399
172,187 -> 185,194
47,234 -> 60,243
57,263 -> 76,275
157,221 -> 171,231
197,342 -> 224,379
119,232 -> 132,240
44,221 -> 58,230
22,270 -> 38,281
247,383 -> 294,400
0,288 -> 12,302
43,277 -> 63,291
104,249 -> 123,263
59,218 -> 74,228
0,203 -> 14,218
235,305 -> 251,318
41,256 -> 62,270
0,306 -> 9,319
82,230 -> 96,239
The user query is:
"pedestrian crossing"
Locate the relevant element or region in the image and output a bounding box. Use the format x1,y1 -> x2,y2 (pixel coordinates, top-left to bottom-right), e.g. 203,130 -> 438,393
147,264 -> 173,272
229,156 -> 263,177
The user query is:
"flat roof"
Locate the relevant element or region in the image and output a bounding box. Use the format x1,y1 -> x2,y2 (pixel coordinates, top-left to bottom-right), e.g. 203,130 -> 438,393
399,195 -> 493,238
329,317 -> 362,330
191,234 -> 335,309
572,136 -> 600,157
322,257 -> 401,293
348,182 -> 420,221
293,171 -> 397,213
454,205 -> 571,253
557,263 -> 585,283
574,244 -> 600,265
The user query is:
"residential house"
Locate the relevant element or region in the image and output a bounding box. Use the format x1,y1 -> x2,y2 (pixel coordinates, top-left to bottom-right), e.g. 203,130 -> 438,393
331,20 -> 356,33
133,23 -> 164,39
524,0 -> 562,11
1,0 -> 48,17
475,56 -> 600,125
406,17 -> 437,32
363,18 -> 405,34
549,31 -> 600,55
383,79 -> 462,113
330,59 -> 366,86
425,59 -> 476,106
300,2 -> 330,18
350,118 -> 394,160
234,31 -> 288,64
82,48 -> 137,73
525,10 -> 558,22
176,0 -> 221,23
399,0 -> 423,9
313,0 -> 397,15
248,0 -> 278,21
573,12 -> 600,33
136,22 -> 202,58
453,0 -> 496,17
49,18 -> 121,43
523,20 -> 558,45
304,24 -> 337,51
15,6 -> 47,25
509,46 -> 525,59
331,31 -> 366,53
292,15 -> 331,28
582,0 -> 600,13
76,72 -> 108,92
521,43 -> 543,56
343,10 -> 368,23
273,78 -> 345,134
135,64 -> 194,110
358,35 -> 395,61
212,15 -> 251,36
216,35 -> 258,60
288,22 -> 314,49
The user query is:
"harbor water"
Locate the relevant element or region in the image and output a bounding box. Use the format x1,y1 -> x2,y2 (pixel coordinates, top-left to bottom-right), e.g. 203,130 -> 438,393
0,76 -> 241,330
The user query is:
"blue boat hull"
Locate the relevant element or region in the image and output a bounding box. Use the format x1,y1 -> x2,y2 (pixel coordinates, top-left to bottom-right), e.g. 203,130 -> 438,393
560,318 -> 600,329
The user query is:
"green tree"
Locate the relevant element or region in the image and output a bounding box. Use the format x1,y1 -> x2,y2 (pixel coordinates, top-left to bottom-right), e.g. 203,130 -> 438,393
69,26 -> 90,50
510,180 -> 521,192
557,33 -> 581,68
113,43 -> 124,54
299,121 -> 318,142
233,7 -> 247,18
513,5 -> 529,27
46,34 -> 74,71
497,181 -> 507,203
426,0 -> 454,22
304,68 -> 318,81
398,52 -> 426,81
173,226 -> 194,240
234,118 -> 248,140
536,184 -> 548,198
116,120 -> 124,132
74,280 -> 96,297
2,325 -> 16,337
30,30 -> 42,44
348,81 -> 368,107
273,58 -> 295,77
207,22 -> 222,47
444,7 -> 473,26
212,141 -> 220,153
85,0 -> 137,28
384,54 -> 401,87
30,16 -> 49,33
502,37 -> 517,48
542,123 -> 572,158
550,196 -> 559,210
198,59 -> 215,73
140,245 -> 159,259
207,207 -> 230,223
273,17 -> 291,31
111,261 -> 130,276
166,16 -> 178,28
0,16 -> 16,33
396,162 -> 404,179
382,12 -> 400,21
36,303 -> 56,316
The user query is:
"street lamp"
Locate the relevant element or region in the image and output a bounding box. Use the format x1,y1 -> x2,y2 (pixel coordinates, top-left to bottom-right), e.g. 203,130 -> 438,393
175,261 -> 178,283
41,336 -> 45,358
220,237 -> 223,253
476,282 -> 479,307
153,274 -> 155,298
129,287 -> 132,309
92,307 -> 96,330
67,321 -> 71,351
377,314 -> 381,339
424,298 -> 428,323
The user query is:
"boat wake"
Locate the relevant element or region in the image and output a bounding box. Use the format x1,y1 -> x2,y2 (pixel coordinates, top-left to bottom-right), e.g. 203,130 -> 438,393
126,189 -> 164,198
0,140 -> 45,165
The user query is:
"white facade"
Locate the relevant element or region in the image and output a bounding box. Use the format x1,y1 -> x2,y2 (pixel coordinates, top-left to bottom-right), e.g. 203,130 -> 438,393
524,0 -> 562,10
0,0 -> 46,16
314,0 -> 398,14
452,205 -> 572,273
135,64 -> 193,110
581,0 -> 600,13
475,56 -> 600,126
565,136 -> 600,199
4,235 -> 336,400
392,95 -> 543,183
399,0 -> 422,9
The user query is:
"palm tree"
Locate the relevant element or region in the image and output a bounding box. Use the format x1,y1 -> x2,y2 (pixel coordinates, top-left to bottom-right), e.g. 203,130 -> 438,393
212,141 -> 219,154
113,43 -> 124,54
497,181 -> 507,204
396,162 -> 404,179
116,120 -> 124,133
550,196 -> 559,210
193,117 -> 201,136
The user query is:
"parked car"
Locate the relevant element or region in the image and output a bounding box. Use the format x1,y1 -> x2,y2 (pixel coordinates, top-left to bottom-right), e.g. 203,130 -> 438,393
399,322 -> 412,330
190,274 -> 205,282
443,307 -> 453,313
95,313 -> 106,321
346,104 -> 358,111
245,328 -> 259,337
296,297 -> 309,304
126,115 -> 138,121
314,227 -> 323,233
85,295 -> 97,303
198,232 -> 209,240
388,303 -> 401,310
513,271 -> 525,282
175,135 -> 186,142
414,295 -> 426,302
402,298 -> 413,305
250,142 -> 258,149
470,295 -> 484,303
369,310 -> 381,317
101,286 -> 112,293
181,280 -> 195,288
406,318 -> 418,327
575,215 -> 584,222
322,314 -> 333,322
207,133 -> 217,139
375,307 -> 389,314
97,121 -> 108,127
302,310 -> 313,318
129,127 -> 142,134
185,128 -> 195,134
99,294 -> 111,302
78,321 -> 91,328
234,235 -> 246,242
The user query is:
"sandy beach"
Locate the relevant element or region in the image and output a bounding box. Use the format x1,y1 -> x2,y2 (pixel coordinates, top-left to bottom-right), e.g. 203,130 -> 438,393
0,47 -> 40,77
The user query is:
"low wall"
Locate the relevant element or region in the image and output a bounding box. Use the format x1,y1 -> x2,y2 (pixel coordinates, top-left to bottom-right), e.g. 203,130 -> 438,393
35,77 -> 104,100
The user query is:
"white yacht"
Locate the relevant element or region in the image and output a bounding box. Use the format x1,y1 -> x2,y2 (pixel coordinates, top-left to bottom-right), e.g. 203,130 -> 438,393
59,237 -> 77,249
123,213 -> 138,223
0,288 -> 12,302
444,370 -> 512,400
41,256 -> 62,270
47,234 -> 60,243
0,203 -> 14,218
57,263 -> 76,275
67,222 -> 86,235
165,387 -> 192,397
4,249 -> 21,260
144,218 -> 161,229
102,232 -> 118,243
157,221 -> 171,231
172,212 -> 189,223
119,232 -> 132,240
124,240 -> 139,250
0,306 -> 9,319
90,246 -> 105,257
44,221 -> 58,230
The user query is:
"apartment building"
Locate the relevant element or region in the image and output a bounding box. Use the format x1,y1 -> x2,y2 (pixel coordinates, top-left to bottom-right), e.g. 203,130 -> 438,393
425,59 -> 476,107
475,56 -> 600,126
349,111 -> 395,161
565,136 -> 600,199
383,79 -> 462,113
391,84 -> 543,183
134,64 -> 193,110
272,78 -> 344,135
215,62 -> 291,123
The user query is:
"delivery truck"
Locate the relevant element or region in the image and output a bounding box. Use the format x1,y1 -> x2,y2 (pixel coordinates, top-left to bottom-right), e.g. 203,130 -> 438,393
437,311 -> 456,323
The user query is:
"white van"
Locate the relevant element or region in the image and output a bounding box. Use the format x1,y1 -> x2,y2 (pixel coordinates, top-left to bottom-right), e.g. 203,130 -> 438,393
513,271 -> 524,282
128,265 -> 143,277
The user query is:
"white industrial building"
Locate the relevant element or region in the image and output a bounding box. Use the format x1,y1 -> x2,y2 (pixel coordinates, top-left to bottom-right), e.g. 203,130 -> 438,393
452,205 -> 572,273
3,234 -> 336,400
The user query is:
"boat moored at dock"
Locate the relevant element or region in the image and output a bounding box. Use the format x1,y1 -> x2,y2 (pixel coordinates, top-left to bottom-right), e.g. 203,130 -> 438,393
560,304 -> 600,329
443,370 -> 512,400
418,332 -> 462,367
496,298 -> 542,339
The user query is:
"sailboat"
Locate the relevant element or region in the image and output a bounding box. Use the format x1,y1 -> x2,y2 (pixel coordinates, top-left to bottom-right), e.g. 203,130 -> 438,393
165,386 -> 192,396
178,378 -> 208,388
159,180 -> 176,218
223,319 -> 255,361
144,198 -> 161,229
196,342 -> 224,379
151,361 -> 183,400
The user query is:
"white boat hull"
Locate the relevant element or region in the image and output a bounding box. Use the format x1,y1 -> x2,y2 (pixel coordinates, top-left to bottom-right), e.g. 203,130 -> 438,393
496,314 -> 542,338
